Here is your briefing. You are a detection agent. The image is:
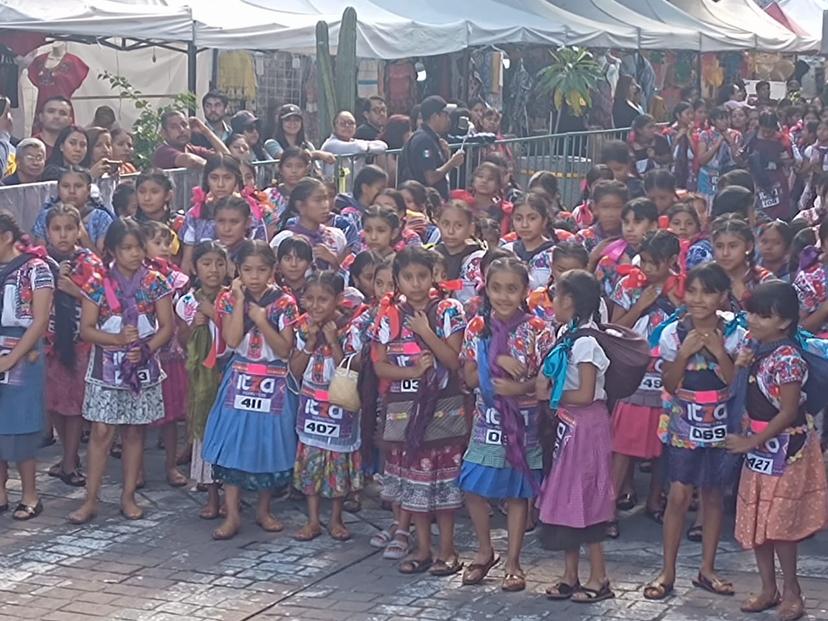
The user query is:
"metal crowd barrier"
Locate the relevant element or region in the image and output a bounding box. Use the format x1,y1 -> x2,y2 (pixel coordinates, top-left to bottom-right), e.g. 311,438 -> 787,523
332,126 -> 632,207
0,161 -> 278,236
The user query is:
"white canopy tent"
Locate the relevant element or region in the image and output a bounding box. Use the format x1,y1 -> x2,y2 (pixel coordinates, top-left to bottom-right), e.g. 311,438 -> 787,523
670,0 -> 819,52
548,0 -> 737,52
774,0 -> 828,39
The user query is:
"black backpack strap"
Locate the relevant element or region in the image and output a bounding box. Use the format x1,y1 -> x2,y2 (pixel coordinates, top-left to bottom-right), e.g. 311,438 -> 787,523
514,239 -> 555,262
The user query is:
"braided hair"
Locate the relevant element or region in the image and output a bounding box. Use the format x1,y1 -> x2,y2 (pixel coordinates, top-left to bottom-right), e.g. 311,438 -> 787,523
479,257 -> 530,339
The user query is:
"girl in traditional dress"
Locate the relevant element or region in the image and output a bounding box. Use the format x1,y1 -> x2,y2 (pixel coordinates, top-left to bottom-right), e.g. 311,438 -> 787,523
729,281 -> 828,621
176,241 -> 229,519
201,240 -> 299,540
459,258 -> 553,592
0,213 -> 54,520
643,263 -> 746,600
45,204 -> 103,487
373,247 -> 467,576
537,270 -> 615,604
69,218 -> 174,524
291,271 -> 363,541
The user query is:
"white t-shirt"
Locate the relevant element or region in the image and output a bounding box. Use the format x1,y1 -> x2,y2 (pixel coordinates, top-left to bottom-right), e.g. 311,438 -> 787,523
557,321 -> 610,401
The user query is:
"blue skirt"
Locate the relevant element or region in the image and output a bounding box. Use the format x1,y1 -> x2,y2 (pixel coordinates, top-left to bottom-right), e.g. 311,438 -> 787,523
0,351 -> 44,436
664,444 -> 742,489
201,356 -> 298,476
458,461 -> 541,500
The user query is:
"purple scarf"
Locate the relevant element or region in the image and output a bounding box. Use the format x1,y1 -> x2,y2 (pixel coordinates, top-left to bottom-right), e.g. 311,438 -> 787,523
489,312 -> 537,488
109,264 -> 151,393
289,222 -> 325,247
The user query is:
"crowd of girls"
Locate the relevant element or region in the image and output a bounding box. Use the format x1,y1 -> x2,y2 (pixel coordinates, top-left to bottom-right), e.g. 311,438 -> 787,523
2,102 -> 828,618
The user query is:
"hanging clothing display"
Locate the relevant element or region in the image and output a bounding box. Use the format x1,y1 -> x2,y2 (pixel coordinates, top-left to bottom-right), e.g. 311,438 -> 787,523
385,61 -> 417,115
0,46 -> 18,107
217,51 -> 257,103
503,58 -> 532,137
621,53 -> 655,113
27,52 -> 89,115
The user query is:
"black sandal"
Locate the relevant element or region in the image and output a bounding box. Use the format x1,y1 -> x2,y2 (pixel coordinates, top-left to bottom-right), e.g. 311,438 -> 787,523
399,557 -> 433,575
606,520 -> 620,539
546,580 -> 581,600
645,508 -> 664,525
616,492 -> 637,511
692,572 -> 734,596
686,524 -> 703,542
47,461 -> 63,478
12,500 -> 43,521
59,470 -> 86,487
571,581 -> 615,604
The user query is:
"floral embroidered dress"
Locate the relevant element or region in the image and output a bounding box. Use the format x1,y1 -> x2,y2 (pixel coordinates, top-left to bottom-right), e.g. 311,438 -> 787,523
373,296 -> 467,513
575,223 -> 616,255
46,247 -> 104,417
728,266 -> 775,313
458,314 -> 553,499
0,255 -> 54,462
271,223 -> 347,271
794,263 -> 828,335
292,314 -> 363,498
735,343 -> 828,549
180,189 -> 267,247
657,316 -> 745,488
500,239 -> 556,290
82,266 -> 172,426
201,286 -> 300,491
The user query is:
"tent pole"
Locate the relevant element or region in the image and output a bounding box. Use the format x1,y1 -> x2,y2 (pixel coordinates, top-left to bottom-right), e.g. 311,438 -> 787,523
187,10 -> 197,115
187,43 -> 197,115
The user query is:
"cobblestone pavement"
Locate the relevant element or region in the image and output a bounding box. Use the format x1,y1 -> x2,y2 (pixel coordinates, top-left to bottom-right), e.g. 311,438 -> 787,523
2,438 -> 828,620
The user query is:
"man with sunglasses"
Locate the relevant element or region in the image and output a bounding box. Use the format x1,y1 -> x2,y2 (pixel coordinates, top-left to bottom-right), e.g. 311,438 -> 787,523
355,96 -> 387,141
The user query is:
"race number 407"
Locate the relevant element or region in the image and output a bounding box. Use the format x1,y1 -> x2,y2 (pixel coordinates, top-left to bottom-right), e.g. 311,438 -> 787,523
303,420 -> 341,437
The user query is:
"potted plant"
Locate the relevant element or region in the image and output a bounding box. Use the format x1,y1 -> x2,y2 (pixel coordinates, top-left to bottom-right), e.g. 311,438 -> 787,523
535,46 -> 603,133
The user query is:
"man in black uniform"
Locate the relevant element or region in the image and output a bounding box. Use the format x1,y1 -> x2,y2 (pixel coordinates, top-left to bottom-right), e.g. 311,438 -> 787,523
398,95 -> 465,199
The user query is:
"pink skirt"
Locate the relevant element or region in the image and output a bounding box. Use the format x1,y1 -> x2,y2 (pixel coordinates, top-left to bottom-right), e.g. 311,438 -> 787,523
537,401 -> 615,529
152,357 -> 188,426
610,401 -> 663,459
45,347 -> 90,417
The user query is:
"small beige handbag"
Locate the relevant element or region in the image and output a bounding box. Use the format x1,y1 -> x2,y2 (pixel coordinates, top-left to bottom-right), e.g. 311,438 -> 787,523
328,354 -> 361,412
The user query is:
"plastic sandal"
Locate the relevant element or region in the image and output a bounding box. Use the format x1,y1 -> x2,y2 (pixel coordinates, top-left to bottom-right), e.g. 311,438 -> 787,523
692,572 -> 734,596
59,470 -> 87,488
461,554 -> 500,585
571,581 -> 615,604
370,522 -> 398,548
740,591 -> 781,613
430,556 -> 463,577
686,524 -> 703,542
12,500 -> 43,521
546,580 -> 580,600
398,557 -> 432,574
615,492 -> 637,511
502,573 -> 526,592
383,531 -> 410,560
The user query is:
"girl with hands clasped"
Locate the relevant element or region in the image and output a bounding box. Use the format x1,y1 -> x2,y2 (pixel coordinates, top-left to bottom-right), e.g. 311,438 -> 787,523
291,272 -> 363,542
728,282 -> 828,621
69,218 -> 174,525
458,258 -> 552,592
201,240 -> 299,540
643,264 -> 745,601
373,247 -> 468,577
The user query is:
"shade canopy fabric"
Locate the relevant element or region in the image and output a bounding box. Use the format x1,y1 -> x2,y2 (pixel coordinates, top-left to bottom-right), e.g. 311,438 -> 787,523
774,0 -> 828,39
0,0 -> 819,57
670,0 -> 819,52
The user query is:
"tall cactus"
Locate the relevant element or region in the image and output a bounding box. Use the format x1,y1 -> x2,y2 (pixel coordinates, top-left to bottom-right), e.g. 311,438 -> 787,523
335,7 -> 358,117
315,20 -> 336,140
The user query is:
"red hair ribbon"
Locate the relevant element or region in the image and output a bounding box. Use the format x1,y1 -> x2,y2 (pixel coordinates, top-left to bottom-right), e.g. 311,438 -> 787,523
617,264 -> 648,290
658,215 -> 670,231
438,279 -> 462,293
374,291 -> 401,342
449,189 -> 475,206
664,239 -> 689,299
501,231 -> 518,244
553,228 -> 574,242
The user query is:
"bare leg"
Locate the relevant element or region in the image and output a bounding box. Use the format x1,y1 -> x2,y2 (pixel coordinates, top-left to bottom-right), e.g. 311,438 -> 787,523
646,459 -> 664,512
295,493 -> 322,539
329,497 -> 350,539
213,484 -> 241,539
409,512 -> 432,561
650,482 -> 693,586
16,459 -> 38,507
60,416 -> 83,473
465,492 -> 494,566
199,483 -> 220,519
699,488 -> 725,582
504,498 -> 527,575
120,425 -> 145,519
68,422 -> 115,523
0,461 -> 7,506
162,423 -> 186,486
747,542 -> 778,606
611,453 -> 631,504
776,541 -> 803,606
256,489 -> 283,531
584,542 -> 608,589
435,509 -> 457,562
561,548 -> 580,585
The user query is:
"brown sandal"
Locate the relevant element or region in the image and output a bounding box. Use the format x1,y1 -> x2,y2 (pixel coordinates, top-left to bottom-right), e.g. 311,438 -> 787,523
293,524 -> 322,541
461,553 -> 500,585
327,524 -> 351,541
692,572 -> 734,596
502,572 -> 526,592
740,591 -> 781,613
778,597 -> 805,621
430,556 -> 463,577
643,580 -> 674,601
